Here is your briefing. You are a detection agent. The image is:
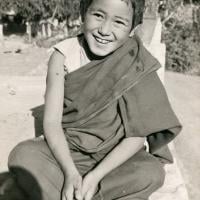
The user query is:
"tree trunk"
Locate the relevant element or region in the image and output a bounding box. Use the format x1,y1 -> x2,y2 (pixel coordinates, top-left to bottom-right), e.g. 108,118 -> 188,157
0,23 -> 3,41
64,25 -> 69,37
47,23 -> 52,37
26,22 -> 32,43
41,23 -> 46,38
0,15 -> 4,46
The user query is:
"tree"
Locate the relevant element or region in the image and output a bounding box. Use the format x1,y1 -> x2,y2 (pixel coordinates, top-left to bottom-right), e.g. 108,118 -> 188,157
56,0 -> 80,20
0,0 -> 81,39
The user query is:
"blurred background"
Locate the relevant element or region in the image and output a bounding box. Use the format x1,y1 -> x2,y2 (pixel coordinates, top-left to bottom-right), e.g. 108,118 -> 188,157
0,0 -> 199,75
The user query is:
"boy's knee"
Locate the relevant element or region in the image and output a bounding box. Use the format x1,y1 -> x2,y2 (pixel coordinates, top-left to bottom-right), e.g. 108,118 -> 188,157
8,141 -> 44,200
8,140 -> 39,169
144,161 -> 165,190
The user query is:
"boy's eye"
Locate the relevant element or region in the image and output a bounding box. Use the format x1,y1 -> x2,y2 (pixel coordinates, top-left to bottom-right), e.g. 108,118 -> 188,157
115,20 -> 127,26
93,12 -> 104,19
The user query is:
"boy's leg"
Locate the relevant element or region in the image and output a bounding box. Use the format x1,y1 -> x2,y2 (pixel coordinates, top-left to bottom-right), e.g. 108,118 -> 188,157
8,137 -> 96,200
97,149 -> 165,200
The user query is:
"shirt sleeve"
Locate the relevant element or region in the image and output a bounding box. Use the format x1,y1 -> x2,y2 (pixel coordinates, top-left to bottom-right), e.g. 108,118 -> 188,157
53,39 -> 70,73
53,37 -> 81,74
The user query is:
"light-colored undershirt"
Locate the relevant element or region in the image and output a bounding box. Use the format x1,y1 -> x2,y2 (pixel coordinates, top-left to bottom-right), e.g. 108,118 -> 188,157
53,36 -> 90,74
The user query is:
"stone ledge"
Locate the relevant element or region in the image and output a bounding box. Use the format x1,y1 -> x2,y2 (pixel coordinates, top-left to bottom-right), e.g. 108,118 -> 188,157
150,143 -> 189,200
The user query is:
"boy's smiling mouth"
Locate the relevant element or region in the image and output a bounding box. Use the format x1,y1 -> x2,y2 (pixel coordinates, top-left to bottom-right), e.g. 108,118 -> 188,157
93,35 -> 112,44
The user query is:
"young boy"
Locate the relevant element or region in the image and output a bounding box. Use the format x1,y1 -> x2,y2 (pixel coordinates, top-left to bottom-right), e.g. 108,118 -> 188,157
8,0 -> 182,200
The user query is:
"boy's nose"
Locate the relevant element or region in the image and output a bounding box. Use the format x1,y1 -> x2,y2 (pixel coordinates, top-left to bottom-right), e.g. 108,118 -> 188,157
98,21 -> 111,36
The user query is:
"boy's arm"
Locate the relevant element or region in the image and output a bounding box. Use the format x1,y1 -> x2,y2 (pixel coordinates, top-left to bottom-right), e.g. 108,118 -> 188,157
93,137 -> 145,179
43,50 -> 82,200
82,137 -> 145,200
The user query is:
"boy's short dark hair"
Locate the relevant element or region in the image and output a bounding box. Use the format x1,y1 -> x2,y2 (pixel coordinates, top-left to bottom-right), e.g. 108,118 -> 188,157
80,0 -> 145,28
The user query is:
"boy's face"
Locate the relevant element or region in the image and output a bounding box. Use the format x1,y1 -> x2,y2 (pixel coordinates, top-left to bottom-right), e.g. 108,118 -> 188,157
83,0 -> 134,57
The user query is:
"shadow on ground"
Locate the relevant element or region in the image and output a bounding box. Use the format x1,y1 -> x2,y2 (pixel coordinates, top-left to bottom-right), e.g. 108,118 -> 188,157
31,105 -> 44,137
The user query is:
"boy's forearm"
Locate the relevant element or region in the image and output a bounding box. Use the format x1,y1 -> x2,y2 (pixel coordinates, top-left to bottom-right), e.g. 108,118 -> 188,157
43,123 -> 77,176
91,137 -> 145,181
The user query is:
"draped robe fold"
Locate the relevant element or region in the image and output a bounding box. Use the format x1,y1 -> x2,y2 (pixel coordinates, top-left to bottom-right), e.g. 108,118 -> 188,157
61,35 -> 182,163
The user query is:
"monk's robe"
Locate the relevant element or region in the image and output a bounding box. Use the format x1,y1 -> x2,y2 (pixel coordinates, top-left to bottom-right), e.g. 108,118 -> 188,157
7,35 -> 182,200
61,35 -> 182,163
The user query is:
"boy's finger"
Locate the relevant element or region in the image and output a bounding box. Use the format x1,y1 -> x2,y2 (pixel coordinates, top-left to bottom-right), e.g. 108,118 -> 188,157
61,192 -> 68,200
75,178 -> 83,199
84,191 -> 93,200
81,184 -> 86,197
62,186 -> 73,200
61,193 -> 66,200
75,189 -> 83,200
66,191 -> 73,200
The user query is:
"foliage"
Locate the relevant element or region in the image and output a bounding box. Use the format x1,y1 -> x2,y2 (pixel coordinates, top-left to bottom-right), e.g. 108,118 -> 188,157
145,0 -> 159,14
0,0 -> 13,13
0,0 -> 80,22
162,3 -> 200,75
1,0 -> 48,21
56,0 -> 80,20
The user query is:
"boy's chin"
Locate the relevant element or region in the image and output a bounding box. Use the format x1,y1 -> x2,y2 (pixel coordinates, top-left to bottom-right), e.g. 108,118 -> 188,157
92,51 -> 109,57
90,47 -> 115,58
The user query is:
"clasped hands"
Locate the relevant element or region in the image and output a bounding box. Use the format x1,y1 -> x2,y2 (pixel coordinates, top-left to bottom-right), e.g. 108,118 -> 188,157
62,170 -> 100,200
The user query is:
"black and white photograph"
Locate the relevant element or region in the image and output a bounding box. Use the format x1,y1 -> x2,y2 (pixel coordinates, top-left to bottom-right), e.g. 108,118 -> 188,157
0,0 -> 199,200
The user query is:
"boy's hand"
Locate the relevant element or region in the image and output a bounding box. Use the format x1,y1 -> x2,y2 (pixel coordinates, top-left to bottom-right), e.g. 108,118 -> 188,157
62,171 -> 82,200
81,172 -> 100,200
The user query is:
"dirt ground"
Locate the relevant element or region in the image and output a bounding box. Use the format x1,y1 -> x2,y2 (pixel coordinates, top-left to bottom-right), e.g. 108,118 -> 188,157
0,36 -> 199,200
165,72 -> 200,200
0,36 -> 48,76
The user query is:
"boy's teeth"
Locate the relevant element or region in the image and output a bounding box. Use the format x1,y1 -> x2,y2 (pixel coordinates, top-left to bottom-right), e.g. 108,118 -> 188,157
95,37 -> 110,44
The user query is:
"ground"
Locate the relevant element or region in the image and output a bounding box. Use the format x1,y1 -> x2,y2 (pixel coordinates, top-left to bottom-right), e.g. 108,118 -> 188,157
0,36 -> 199,200
165,72 -> 200,200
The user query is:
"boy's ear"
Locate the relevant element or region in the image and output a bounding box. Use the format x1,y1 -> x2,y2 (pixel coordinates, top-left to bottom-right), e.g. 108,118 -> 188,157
129,24 -> 141,37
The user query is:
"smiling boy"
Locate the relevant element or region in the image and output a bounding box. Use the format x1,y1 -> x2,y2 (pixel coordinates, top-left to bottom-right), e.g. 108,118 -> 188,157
83,0 -> 134,57
8,0 -> 181,200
